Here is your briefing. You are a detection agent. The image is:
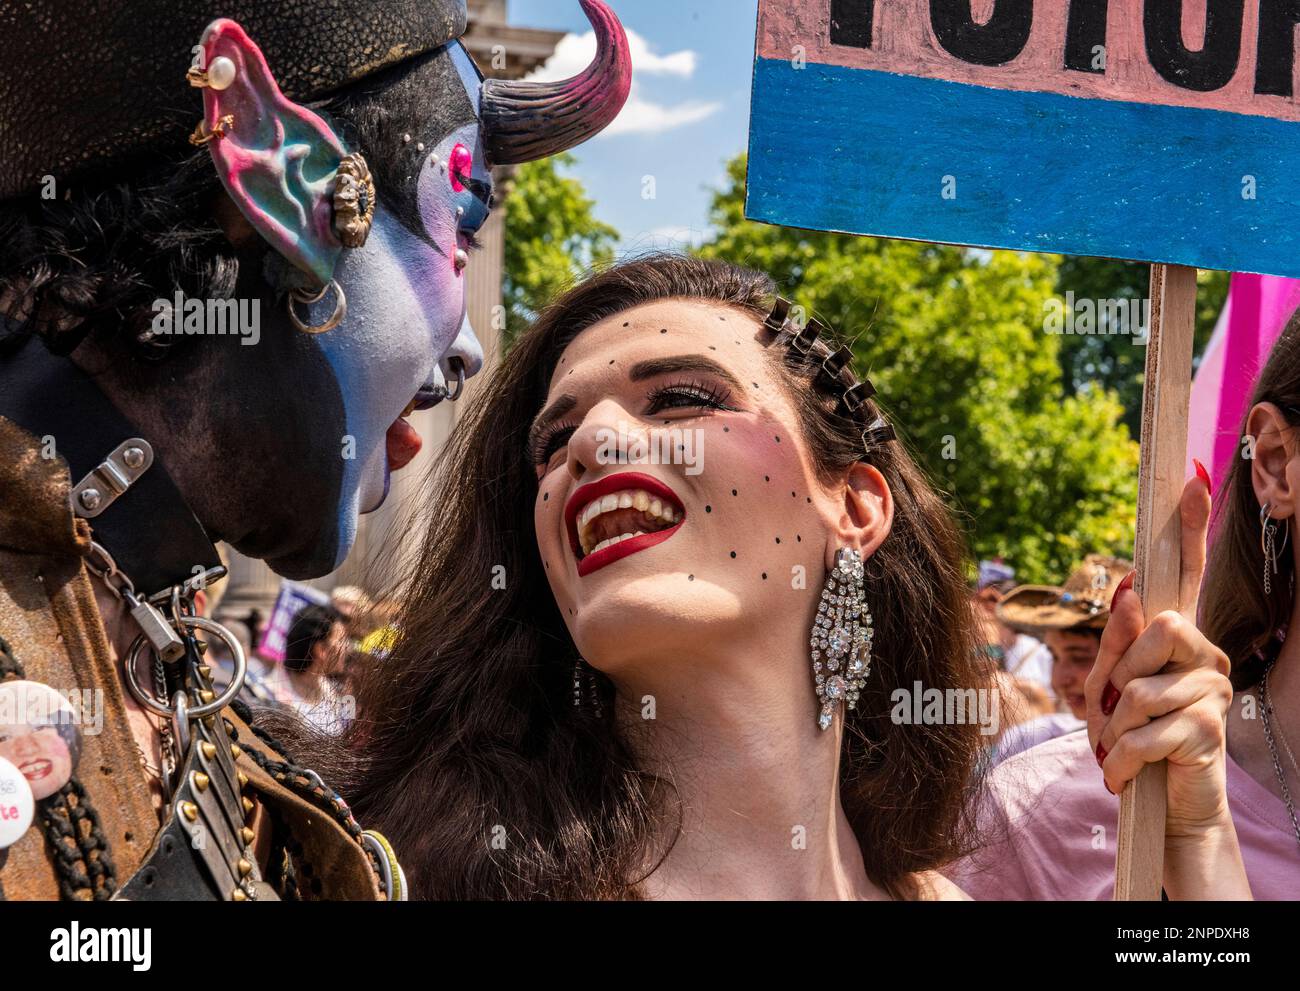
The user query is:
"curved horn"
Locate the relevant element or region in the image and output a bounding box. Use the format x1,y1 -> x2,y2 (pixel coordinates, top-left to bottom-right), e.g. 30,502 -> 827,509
480,0 -> 632,165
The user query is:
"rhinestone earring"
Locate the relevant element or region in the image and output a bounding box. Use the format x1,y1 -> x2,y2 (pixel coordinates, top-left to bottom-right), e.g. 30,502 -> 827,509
572,657 -> 604,717
810,548 -> 874,731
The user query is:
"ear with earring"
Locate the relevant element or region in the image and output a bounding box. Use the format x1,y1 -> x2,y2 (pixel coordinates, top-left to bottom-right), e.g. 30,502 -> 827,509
1261,501 -> 1292,596
810,548 -> 875,731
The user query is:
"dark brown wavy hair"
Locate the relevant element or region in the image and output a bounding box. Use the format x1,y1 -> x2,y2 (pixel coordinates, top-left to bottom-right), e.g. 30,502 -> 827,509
288,254 -> 987,899
1202,309 -> 1300,689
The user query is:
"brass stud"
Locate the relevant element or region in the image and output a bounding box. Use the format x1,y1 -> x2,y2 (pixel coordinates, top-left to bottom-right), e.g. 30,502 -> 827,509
242,797 -> 255,816
238,858 -> 253,877
230,744 -> 242,759
203,715 -> 216,730
193,772 -> 210,792
224,719 -> 236,738
240,827 -> 256,846
196,640 -> 209,655
201,742 -> 217,760
199,689 -> 215,704
180,801 -> 198,822
198,664 -> 212,679
231,888 -> 248,902
237,772 -> 249,788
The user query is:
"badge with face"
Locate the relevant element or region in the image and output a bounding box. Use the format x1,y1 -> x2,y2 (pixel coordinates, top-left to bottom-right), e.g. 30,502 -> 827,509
0,681 -> 82,801
0,756 -> 35,848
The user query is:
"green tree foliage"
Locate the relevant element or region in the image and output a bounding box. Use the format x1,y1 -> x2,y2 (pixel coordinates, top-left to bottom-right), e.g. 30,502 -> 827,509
1054,257 -> 1228,436
502,153 -> 619,347
695,155 -> 1139,583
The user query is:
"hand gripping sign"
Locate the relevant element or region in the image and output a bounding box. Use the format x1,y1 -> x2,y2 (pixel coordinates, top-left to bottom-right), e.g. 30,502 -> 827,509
744,0 -> 1300,900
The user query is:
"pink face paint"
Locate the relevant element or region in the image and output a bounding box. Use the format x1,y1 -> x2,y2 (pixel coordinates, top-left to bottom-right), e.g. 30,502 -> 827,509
449,143 -> 473,192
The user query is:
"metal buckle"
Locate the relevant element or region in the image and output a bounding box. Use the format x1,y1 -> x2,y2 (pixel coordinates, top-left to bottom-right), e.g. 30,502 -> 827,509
72,439 -> 154,519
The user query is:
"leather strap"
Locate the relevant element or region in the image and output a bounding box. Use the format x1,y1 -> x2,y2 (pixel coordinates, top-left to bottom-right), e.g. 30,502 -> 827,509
0,336 -> 221,595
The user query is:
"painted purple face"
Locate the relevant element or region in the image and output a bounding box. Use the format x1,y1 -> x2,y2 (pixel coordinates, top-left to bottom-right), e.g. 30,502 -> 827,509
282,43 -> 493,570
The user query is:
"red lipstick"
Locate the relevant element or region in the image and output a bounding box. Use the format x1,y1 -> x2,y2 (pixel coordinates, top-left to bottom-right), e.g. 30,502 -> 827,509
564,472 -> 686,578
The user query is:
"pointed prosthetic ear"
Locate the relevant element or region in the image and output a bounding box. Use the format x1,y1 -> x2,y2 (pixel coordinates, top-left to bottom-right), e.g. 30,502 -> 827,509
190,19 -> 353,286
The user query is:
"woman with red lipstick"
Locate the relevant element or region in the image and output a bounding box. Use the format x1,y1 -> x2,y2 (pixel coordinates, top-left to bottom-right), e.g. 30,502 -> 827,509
303,255 -> 1249,900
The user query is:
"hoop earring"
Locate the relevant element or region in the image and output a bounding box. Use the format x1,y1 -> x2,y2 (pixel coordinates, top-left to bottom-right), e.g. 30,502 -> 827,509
288,279 -> 347,334
1261,502 -> 1292,596
810,548 -> 874,731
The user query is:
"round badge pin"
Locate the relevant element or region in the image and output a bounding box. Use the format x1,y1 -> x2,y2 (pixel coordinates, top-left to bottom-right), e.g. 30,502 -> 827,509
0,680 -> 82,800
0,755 -> 35,848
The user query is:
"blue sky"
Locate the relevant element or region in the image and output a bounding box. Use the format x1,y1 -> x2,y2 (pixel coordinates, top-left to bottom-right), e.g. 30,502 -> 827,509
510,0 -> 761,248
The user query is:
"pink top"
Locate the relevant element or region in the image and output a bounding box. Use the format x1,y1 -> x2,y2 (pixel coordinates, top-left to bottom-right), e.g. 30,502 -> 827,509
948,730 -> 1298,900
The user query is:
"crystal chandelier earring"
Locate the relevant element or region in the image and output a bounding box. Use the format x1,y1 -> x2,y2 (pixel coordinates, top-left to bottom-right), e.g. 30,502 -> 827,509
810,548 -> 874,731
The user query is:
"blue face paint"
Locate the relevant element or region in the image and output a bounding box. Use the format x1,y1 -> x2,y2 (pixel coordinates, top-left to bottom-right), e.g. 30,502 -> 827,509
296,44 -> 491,569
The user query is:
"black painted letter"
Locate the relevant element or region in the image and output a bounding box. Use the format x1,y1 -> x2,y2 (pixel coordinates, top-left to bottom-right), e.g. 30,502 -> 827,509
1064,0 -> 1109,73
930,0 -> 1033,66
1144,0 -> 1244,92
830,0 -> 875,49
1256,0 -> 1300,96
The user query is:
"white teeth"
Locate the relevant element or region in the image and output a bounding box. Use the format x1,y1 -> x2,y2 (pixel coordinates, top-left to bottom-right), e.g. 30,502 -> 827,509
589,530 -> 647,555
575,488 -> 684,558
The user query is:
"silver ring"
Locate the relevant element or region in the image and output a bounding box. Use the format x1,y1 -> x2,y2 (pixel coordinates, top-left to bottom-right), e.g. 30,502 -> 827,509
124,615 -> 247,719
446,358 -> 466,402
288,279 -> 347,334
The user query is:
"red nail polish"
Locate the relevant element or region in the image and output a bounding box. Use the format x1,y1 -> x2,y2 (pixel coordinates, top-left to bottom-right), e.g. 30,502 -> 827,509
1193,458 -> 1213,495
1102,681 -> 1120,716
1096,741 -> 1108,768
1110,571 -> 1135,610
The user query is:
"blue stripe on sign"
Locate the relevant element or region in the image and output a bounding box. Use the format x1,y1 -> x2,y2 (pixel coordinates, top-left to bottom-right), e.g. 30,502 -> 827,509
746,57 -> 1300,277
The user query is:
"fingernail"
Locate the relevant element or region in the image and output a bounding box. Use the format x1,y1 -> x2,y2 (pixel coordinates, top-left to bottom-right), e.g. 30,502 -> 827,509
1193,458 -> 1213,495
1102,681 -> 1120,716
1110,570 -> 1135,610
1104,780 -> 1115,795
1096,741 -> 1108,768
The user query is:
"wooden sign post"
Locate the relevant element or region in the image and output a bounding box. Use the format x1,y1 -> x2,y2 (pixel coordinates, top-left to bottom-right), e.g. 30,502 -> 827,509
1119,263 -> 1198,900
745,1 -> 1300,899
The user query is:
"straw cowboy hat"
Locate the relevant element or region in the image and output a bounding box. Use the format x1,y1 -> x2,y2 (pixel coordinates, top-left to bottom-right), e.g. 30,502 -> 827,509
996,554 -> 1134,636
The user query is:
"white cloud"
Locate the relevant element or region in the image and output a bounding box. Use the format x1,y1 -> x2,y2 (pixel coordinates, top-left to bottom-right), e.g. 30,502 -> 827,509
527,27 -> 722,137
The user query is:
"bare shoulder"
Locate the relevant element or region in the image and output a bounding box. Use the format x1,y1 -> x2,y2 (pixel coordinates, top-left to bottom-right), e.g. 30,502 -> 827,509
909,870 -> 973,901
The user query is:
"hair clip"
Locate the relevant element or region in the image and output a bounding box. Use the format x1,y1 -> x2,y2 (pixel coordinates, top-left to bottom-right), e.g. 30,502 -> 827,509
861,417 -> 896,453
840,378 -> 878,415
764,296 -> 792,334
789,317 -> 824,356
818,345 -> 853,386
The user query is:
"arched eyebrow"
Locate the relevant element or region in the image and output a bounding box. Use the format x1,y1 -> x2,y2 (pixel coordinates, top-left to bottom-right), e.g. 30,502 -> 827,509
627,355 -> 745,391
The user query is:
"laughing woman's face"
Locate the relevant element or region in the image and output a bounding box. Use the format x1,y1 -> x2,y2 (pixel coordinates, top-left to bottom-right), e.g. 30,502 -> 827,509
531,299 -> 862,678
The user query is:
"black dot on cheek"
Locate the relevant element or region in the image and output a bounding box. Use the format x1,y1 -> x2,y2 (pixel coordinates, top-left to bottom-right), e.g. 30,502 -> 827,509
764,475 -> 770,482
688,574 -> 695,581
806,497 -> 812,504
660,328 -> 668,335
708,346 -> 717,351
774,436 -> 780,443
775,537 -> 781,544
623,322 -> 630,327
791,491 -> 796,498
705,505 -> 712,513
609,359 -> 615,365
731,489 -> 738,497
797,535 -> 802,543
761,572 -> 768,580
723,427 -> 730,433
729,551 -> 737,559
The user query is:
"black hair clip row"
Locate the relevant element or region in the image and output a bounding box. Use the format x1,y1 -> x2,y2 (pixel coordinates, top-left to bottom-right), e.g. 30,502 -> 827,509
764,296 -> 896,454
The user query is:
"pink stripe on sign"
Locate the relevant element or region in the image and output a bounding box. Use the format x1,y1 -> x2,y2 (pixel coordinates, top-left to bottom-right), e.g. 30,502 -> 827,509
758,0 -> 1300,123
